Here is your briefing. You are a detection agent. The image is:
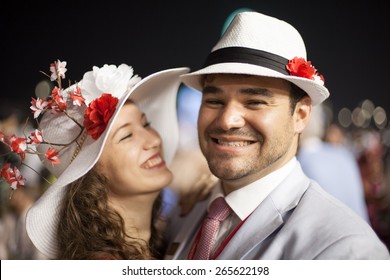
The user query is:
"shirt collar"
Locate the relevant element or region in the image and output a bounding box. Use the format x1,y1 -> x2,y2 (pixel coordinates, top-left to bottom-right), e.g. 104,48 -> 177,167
210,157 -> 298,220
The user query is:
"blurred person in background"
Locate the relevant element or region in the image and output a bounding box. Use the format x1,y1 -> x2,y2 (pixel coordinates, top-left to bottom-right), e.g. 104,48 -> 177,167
5,187 -> 47,259
1,101 -> 48,259
297,103 -> 370,222
325,123 -> 348,145
355,128 -> 390,249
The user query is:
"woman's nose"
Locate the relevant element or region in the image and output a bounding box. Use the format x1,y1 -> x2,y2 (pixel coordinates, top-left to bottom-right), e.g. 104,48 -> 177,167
144,128 -> 161,149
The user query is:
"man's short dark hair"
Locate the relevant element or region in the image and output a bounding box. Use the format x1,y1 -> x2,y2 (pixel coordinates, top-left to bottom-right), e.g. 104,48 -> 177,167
289,83 -> 308,114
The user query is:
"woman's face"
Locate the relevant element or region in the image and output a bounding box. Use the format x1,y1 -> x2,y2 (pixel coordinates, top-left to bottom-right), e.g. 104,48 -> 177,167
97,102 -> 173,196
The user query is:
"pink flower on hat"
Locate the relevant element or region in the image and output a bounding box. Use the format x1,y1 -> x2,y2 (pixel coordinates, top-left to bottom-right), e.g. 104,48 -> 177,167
50,59 -> 67,82
50,86 -> 67,112
286,57 -> 325,86
30,98 -> 49,119
9,135 -> 27,159
45,148 -> 60,165
70,86 -> 85,107
28,129 -> 43,145
83,93 -> 119,140
1,163 -> 26,190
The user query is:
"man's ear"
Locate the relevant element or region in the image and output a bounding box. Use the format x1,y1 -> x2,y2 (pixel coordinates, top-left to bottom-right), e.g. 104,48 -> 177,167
294,96 -> 312,134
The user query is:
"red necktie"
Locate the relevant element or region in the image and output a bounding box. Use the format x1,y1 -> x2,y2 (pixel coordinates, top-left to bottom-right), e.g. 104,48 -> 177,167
192,197 -> 232,259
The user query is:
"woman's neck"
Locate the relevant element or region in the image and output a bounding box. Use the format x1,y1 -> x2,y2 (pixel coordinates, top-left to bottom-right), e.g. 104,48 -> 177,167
108,192 -> 159,243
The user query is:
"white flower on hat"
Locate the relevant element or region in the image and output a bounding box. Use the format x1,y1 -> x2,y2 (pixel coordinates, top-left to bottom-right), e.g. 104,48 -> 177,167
80,64 -> 141,105
313,74 -> 325,86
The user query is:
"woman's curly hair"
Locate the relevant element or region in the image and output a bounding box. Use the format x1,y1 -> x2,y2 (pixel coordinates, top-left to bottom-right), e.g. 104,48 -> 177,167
57,168 -> 163,259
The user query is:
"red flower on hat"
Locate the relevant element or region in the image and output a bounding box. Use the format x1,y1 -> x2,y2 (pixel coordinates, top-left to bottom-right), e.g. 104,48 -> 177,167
286,57 -> 325,85
84,93 -> 119,140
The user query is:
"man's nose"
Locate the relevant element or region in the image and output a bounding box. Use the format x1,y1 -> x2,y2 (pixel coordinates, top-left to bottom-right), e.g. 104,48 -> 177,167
216,103 -> 245,130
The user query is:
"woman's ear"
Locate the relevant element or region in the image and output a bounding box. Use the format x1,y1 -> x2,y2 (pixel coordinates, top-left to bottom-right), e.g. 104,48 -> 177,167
294,96 -> 312,134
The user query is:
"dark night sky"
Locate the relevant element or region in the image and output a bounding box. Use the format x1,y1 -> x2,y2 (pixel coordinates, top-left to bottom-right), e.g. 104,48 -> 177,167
2,1 -> 389,122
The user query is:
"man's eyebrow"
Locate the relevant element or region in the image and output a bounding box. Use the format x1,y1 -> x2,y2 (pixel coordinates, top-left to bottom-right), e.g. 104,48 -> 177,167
240,87 -> 274,97
202,85 -> 221,94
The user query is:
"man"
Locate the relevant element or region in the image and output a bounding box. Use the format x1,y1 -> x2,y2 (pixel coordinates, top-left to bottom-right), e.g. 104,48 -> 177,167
164,11 -> 389,259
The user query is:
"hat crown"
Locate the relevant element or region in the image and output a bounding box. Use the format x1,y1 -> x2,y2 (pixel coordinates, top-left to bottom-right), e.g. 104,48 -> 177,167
213,11 -> 307,60
35,63 -> 142,179
37,103 -> 86,178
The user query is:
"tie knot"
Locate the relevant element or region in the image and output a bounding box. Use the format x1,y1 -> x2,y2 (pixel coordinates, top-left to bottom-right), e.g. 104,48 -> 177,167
207,197 -> 232,221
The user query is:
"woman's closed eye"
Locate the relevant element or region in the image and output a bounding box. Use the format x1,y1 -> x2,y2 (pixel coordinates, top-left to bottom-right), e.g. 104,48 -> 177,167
120,133 -> 133,142
119,122 -> 151,142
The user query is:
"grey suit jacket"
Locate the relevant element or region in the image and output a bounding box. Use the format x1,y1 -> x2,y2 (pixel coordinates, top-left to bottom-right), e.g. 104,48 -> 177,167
165,163 -> 390,260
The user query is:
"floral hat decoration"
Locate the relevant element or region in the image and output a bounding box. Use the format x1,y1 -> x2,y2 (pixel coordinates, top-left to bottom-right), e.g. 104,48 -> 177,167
0,59 -> 189,258
1,60 -> 140,191
180,11 -> 330,105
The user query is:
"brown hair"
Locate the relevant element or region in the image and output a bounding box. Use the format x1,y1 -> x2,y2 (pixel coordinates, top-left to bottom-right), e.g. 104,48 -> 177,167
289,82 -> 308,114
57,168 -> 163,259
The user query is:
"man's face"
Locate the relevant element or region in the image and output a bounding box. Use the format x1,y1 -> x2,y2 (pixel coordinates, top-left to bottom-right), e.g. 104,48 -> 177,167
197,74 -> 309,191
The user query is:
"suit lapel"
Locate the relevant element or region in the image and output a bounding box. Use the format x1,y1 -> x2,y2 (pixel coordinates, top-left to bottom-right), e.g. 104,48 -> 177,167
217,163 -> 310,259
217,197 -> 284,259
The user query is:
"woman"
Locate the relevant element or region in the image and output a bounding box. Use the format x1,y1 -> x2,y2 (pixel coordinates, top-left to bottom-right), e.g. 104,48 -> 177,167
57,100 -> 169,259
0,60 -> 189,259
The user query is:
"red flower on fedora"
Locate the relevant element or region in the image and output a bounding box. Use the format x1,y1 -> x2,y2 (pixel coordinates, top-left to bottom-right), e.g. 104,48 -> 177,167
286,57 -> 325,86
84,93 -> 119,140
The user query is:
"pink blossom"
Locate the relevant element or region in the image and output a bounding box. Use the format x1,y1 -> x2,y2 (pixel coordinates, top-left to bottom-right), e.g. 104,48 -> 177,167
45,148 -> 60,165
30,97 -> 49,119
29,129 -> 43,144
9,135 -> 27,155
0,164 -> 25,190
50,59 -> 67,81
9,167 -> 26,190
70,87 -> 85,107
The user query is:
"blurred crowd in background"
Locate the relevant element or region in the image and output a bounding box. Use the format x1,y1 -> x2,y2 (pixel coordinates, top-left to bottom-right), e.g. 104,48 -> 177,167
1,83 -> 390,259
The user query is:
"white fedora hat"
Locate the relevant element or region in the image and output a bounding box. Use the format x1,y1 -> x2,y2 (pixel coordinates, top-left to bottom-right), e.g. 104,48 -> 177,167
26,63 -> 189,259
181,11 -> 329,105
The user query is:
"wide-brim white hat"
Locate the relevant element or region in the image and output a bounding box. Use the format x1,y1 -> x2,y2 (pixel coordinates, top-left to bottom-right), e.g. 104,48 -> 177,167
181,11 -> 330,105
26,66 -> 189,259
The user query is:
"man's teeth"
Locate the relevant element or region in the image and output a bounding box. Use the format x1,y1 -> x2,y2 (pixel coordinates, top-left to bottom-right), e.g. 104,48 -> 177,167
144,156 -> 162,168
217,140 -> 251,147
